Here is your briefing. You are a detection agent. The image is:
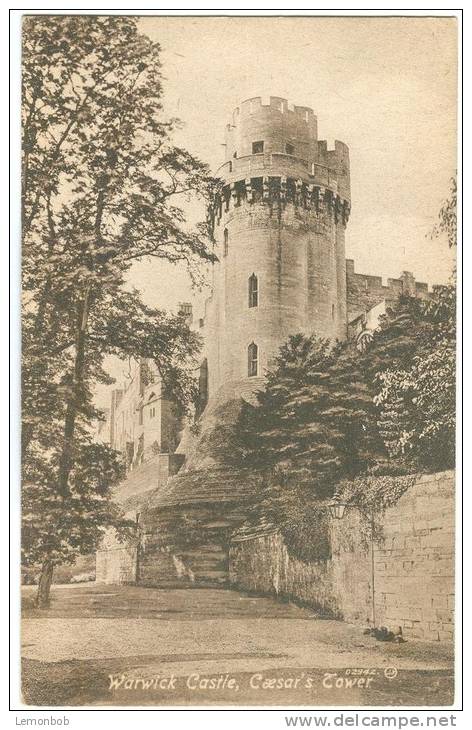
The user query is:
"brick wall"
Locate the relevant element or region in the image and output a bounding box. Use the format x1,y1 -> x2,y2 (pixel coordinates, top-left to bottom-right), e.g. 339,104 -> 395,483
229,471 -> 454,641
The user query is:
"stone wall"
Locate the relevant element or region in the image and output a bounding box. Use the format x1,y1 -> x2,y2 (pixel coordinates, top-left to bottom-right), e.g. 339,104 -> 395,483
346,259 -> 430,323
138,542 -> 228,586
95,464 -> 262,587
229,471 -> 454,641
96,544 -> 137,585
375,471 -> 454,642
203,96 -> 350,403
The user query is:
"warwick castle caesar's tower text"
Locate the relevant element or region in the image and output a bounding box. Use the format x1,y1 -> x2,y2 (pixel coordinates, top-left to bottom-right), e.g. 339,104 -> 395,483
203,96 -> 351,403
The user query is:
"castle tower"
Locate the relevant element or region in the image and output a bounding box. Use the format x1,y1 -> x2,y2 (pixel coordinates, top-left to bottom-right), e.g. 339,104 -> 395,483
204,96 -> 351,402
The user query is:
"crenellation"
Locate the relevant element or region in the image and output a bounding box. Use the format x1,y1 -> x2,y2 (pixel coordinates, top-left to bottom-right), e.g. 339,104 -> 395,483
346,259 -> 431,325
235,96 -> 316,118
206,99 -> 349,402
210,176 -> 350,230
225,96 -> 319,164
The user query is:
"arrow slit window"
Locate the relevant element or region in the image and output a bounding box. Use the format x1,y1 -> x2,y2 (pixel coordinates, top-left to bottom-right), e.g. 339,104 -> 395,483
248,342 -> 258,377
248,273 -> 258,308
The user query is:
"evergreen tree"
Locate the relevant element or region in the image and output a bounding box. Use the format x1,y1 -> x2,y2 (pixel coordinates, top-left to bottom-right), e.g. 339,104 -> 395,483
229,334 -> 385,499
228,289 -> 455,533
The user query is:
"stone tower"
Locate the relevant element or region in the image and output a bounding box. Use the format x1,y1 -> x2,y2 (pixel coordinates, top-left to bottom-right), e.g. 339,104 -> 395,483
203,96 -> 351,403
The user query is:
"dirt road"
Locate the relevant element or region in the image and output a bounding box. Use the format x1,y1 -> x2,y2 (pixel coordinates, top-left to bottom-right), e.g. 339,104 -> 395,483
21,583 -> 454,706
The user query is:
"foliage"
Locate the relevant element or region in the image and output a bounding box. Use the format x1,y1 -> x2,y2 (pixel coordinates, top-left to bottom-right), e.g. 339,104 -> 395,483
430,176 -> 457,249
249,483 -> 332,563
225,283 -> 455,560
372,172 -> 456,471
374,287 -> 455,471
222,334 -> 387,562
22,440 -> 133,568
226,334 -> 385,498
22,16 -> 216,601
334,473 -> 419,548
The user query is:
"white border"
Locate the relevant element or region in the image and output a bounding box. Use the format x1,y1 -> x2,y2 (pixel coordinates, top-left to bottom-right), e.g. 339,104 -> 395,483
6,4 -> 464,725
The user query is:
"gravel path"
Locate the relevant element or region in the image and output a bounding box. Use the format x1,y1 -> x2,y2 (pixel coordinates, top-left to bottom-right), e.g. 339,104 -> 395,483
21,584 -> 454,706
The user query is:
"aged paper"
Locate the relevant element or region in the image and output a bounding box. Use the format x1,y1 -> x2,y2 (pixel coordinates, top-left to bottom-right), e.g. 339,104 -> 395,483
19,13 -> 458,710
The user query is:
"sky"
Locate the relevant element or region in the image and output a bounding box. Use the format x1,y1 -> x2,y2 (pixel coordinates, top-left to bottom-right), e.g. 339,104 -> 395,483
98,15 -> 457,402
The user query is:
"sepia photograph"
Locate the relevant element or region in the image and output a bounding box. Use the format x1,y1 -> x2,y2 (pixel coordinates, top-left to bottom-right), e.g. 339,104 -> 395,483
17,12 -> 459,710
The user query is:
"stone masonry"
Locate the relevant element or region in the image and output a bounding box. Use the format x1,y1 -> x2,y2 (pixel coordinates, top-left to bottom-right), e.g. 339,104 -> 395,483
203,96 -> 351,402
96,97 -> 441,598
229,471 -> 454,641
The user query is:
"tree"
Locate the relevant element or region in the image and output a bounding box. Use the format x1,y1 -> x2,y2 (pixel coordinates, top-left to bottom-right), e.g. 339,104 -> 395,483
228,336 -> 339,491
373,177 -> 456,472
227,287 -> 455,554
228,334 -> 385,498
223,334 -> 387,563
22,16 -> 217,605
374,288 -> 455,471
430,175 -> 457,250
22,442 -> 129,606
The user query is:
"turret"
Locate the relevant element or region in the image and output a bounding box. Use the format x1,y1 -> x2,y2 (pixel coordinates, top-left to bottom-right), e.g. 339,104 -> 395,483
203,96 -> 351,402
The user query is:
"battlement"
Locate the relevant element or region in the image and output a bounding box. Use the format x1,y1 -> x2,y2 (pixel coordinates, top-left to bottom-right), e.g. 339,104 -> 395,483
216,154 -> 338,188
225,95 -> 319,167
346,259 -> 431,323
207,175 -> 351,234
230,96 -> 316,126
222,97 -> 349,201
317,140 -> 350,200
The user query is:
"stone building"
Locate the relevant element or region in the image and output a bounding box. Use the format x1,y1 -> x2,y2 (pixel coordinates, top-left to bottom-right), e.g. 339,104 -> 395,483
106,358 -> 182,468
96,96 -> 433,588
201,96 -> 351,404
95,304 -> 192,486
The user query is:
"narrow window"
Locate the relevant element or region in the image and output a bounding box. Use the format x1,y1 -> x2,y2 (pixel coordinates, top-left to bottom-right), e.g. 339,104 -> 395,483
286,143 -> 295,156
331,303 -> 335,319
150,406 -> 156,419
223,228 -> 229,256
248,343 -> 258,377
252,141 -> 264,154
248,273 -> 258,308
197,358 -> 208,416
233,151 -> 237,159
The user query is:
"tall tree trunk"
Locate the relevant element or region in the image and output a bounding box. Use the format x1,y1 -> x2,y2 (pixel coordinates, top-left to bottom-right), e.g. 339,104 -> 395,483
34,559 -> 54,608
56,184 -> 104,495
57,285 -> 91,496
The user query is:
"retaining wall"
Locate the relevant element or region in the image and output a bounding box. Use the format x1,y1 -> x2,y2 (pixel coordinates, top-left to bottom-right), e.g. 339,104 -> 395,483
229,471 -> 454,641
